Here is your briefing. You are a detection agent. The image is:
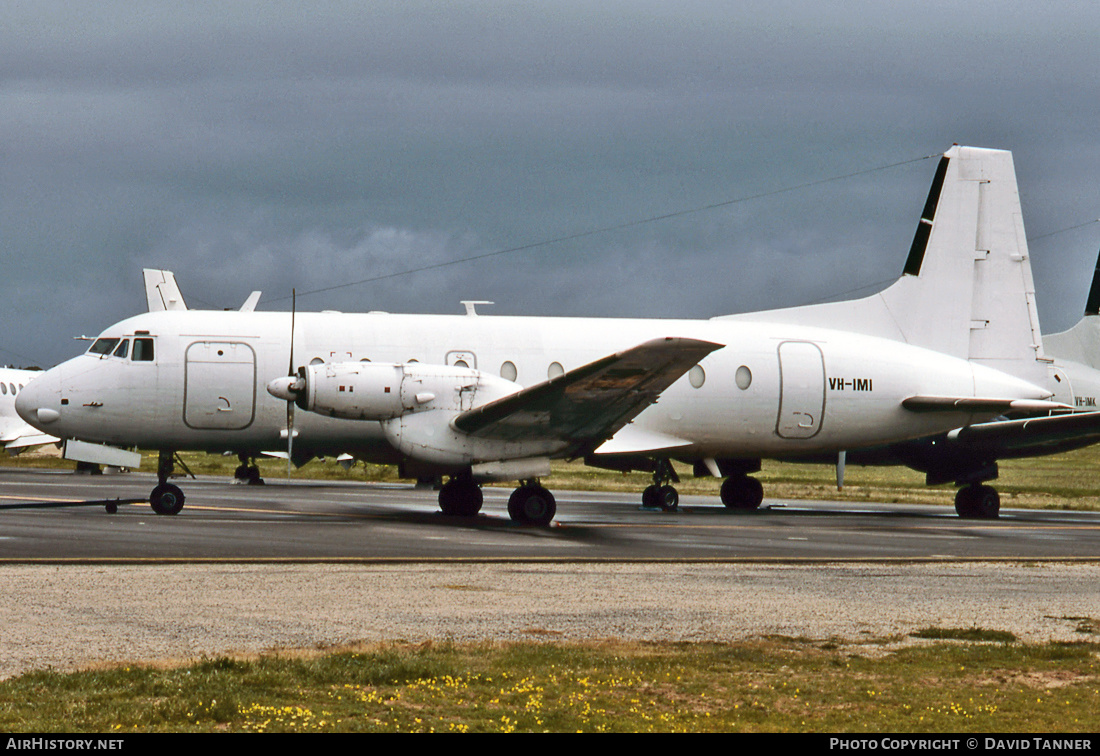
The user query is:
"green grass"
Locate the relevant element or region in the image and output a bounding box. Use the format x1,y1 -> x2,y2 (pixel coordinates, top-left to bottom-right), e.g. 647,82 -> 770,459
910,627 -> 1019,643
1,639 -> 1098,732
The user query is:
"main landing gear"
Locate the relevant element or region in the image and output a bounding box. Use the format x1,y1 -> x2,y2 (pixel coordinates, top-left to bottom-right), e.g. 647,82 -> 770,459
233,453 -> 265,485
508,482 -> 556,525
954,484 -> 1000,519
436,473 -> 557,526
641,459 -> 680,511
149,450 -> 185,515
438,472 -> 483,517
720,474 -> 764,510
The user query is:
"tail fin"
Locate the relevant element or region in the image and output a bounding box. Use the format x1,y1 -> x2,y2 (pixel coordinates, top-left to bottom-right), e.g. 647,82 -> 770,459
1042,248 -> 1100,368
722,145 -> 1050,387
143,269 -> 188,312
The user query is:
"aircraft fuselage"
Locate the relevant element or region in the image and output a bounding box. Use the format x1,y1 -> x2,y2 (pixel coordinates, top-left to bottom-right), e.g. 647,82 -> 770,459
18,308 -> 1051,471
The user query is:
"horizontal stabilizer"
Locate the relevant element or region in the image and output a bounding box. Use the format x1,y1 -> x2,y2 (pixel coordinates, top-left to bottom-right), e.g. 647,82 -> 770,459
453,337 -> 723,454
947,411 -> 1100,451
901,396 -> 1069,414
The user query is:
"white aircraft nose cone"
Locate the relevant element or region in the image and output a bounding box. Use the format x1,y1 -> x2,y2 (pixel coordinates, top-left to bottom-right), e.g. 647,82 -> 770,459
35,408 -> 60,424
15,369 -> 62,429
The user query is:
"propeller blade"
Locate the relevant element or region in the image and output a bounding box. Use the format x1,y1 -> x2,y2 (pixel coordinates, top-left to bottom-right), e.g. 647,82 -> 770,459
287,289 -> 296,477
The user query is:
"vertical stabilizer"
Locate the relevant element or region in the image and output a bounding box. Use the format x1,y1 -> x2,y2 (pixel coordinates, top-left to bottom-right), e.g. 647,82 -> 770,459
143,269 -> 188,312
722,145 -> 1051,388
1042,248 -> 1100,368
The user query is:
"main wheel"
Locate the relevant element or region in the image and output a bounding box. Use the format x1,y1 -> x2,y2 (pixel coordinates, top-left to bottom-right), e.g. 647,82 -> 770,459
974,485 -> 1000,519
438,479 -> 483,517
508,485 -> 557,526
149,483 -> 185,515
956,484 -> 999,519
720,475 -> 764,510
657,485 -> 679,511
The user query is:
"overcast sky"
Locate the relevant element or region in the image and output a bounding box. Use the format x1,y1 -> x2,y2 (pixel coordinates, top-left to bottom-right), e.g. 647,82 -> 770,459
2,1 -> 1098,367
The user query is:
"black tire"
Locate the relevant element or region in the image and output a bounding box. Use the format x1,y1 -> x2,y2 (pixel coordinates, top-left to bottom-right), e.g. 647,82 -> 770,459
149,483 -> 185,515
720,475 -> 764,510
954,486 -> 978,518
439,479 -> 482,517
508,485 -> 556,525
973,485 -> 1000,519
641,484 -> 660,509
955,484 -> 1001,519
657,485 -> 679,511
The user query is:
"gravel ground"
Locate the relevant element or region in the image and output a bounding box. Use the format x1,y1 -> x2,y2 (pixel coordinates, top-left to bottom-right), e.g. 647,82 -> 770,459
2,561 -> 1098,678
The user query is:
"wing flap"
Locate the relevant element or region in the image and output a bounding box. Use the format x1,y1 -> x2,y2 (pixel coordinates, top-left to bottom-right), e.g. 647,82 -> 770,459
453,337 -> 722,452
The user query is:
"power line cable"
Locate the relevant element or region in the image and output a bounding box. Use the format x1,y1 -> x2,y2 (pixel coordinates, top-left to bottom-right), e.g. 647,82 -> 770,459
269,152 -> 942,304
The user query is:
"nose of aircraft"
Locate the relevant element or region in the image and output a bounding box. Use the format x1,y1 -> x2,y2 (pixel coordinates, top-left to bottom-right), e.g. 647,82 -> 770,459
15,368 -> 62,430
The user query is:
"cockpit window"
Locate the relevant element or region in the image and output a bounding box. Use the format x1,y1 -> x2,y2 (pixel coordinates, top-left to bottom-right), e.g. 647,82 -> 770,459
132,338 -> 154,362
88,338 -> 120,356
113,339 -> 130,359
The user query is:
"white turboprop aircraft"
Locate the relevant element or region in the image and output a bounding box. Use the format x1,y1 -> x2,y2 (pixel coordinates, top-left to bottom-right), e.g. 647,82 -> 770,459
0,367 -> 58,453
14,145 -> 1087,524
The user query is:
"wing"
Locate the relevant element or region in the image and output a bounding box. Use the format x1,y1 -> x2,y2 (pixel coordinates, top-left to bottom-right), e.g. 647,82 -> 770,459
946,410 -> 1100,453
902,396 -> 1068,414
3,432 -> 59,451
452,337 -> 723,455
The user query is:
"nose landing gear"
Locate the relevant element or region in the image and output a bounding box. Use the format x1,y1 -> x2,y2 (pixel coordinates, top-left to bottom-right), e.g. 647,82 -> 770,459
149,451 -> 186,515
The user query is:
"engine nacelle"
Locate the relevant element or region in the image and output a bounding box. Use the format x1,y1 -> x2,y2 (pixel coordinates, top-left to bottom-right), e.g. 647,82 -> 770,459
288,361 -> 520,422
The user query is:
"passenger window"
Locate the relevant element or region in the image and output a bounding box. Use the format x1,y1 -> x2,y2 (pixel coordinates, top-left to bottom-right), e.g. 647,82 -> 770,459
7,383 -> 13,395
1,384 -> 6,395
132,338 -> 155,362
88,338 -> 120,356
113,339 -> 130,358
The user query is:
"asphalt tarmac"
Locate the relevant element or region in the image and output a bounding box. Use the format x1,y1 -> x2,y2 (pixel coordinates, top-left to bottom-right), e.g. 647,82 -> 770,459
1,467 -> 1099,560
2,467 -> 1098,679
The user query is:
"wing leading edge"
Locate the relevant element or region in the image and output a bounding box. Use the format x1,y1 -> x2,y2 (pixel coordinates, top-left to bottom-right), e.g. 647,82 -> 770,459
452,337 -> 723,455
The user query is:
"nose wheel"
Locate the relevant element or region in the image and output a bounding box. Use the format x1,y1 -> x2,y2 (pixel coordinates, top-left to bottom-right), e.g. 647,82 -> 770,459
149,451 -> 186,515
150,482 -> 185,515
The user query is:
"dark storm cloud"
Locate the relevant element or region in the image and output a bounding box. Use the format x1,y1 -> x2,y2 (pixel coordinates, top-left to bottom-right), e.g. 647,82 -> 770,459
1,1 -> 1098,367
